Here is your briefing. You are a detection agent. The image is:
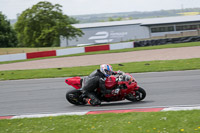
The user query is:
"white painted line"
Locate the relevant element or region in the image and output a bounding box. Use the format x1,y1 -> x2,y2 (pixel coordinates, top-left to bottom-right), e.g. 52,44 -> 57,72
12,111 -> 88,119
162,106 -> 200,111
85,104 -> 200,112
8,105 -> 200,119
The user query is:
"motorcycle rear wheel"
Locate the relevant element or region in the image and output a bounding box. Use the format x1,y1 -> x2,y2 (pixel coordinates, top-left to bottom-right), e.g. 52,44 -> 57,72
66,89 -> 87,105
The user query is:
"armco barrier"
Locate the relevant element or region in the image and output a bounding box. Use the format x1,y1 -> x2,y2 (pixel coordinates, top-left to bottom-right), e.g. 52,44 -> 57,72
26,50 -> 56,59
0,53 -> 26,62
56,47 -> 85,56
85,45 -> 110,52
110,42 -> 134,50
0,42 -> 134,62
2,35 -> 200,62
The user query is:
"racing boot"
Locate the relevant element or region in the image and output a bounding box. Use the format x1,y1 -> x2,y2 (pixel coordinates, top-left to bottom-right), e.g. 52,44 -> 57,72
83,97 -> 101,106
83,98 -> 92,105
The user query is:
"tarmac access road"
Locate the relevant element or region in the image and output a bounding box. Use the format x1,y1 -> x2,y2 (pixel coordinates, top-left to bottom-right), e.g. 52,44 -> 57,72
0,70 -> 200,116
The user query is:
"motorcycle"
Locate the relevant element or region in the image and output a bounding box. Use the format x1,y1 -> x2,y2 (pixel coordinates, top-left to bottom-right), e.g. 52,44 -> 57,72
65,73 -> 146,105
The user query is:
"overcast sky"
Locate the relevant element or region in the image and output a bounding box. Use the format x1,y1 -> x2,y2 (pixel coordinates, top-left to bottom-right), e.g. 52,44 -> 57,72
0,0 -> 200,19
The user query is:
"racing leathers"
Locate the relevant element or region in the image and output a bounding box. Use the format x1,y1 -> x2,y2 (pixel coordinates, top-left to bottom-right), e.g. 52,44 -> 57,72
81,69 -> 114,106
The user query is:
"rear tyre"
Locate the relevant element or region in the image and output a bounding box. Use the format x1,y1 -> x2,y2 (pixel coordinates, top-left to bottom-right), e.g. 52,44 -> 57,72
66,90 -> 86,105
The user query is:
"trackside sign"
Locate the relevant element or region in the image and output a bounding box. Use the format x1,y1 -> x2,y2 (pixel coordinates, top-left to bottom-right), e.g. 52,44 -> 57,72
88,31 -> 128,43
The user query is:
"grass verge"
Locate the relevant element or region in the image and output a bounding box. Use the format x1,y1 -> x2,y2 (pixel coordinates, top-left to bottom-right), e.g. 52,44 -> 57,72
0,58 -> 200,80
0,110 -> 200,133
0,41 -> 200,65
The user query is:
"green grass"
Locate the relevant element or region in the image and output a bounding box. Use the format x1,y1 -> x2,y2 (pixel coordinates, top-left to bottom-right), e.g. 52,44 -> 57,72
0,41 -> 200,65
0,110 -> 200,133
1,58 -> 200,80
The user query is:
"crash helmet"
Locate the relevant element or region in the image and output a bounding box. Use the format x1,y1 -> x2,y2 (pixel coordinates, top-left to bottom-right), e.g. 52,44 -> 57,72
100,64 -> 113,77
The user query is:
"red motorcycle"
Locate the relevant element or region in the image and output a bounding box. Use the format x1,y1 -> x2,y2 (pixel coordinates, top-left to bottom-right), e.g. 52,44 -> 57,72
65,73 -> 146,105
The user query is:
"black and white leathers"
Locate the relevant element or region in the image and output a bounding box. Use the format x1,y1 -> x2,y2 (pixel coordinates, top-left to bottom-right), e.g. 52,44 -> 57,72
81,69 -> 112,105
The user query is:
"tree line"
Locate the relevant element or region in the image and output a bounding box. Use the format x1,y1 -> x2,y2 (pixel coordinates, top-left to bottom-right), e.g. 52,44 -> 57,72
0,1 -> 83,47
74,8 -> 200,23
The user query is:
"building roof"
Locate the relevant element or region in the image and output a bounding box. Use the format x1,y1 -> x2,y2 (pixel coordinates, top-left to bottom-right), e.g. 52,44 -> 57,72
73,15 -> 200,28
73,20 -> 141,28
141,15 -> 200,26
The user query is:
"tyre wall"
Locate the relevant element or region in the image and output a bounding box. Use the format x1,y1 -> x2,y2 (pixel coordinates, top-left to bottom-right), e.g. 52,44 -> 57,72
134,36 -> 200,47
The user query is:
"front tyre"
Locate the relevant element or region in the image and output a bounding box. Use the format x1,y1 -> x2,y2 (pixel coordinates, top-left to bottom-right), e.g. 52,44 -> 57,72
126,87 -> 146,102
66,89 -> 86,105
136,87 -> 146,101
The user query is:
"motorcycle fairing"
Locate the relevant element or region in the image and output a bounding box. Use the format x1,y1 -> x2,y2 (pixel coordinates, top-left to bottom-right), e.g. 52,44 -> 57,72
105,76 -> 117,89
65,77 -> 82,89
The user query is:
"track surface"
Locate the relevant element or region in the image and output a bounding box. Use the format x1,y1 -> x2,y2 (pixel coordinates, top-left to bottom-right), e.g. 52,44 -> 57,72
0,70 -> 200,116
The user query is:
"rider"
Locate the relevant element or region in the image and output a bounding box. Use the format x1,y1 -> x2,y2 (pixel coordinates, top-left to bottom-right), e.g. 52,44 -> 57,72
81,64 -> 121,106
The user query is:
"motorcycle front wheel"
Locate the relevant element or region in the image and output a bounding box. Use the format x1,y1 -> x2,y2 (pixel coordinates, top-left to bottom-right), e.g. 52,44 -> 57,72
136,87 -> 146,101
126,87 -> 146,102
66,89 -> 87,105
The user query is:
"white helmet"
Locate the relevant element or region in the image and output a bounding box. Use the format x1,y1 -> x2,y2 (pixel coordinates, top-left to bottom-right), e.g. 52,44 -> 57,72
100,64 -> 113,77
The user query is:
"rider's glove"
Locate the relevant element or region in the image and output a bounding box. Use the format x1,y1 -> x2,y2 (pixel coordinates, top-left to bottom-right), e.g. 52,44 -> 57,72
111,88 -> 120,95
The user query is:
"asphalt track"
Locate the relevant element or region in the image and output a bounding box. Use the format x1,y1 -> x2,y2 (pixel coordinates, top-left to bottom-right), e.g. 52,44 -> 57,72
0,70 -> 200,116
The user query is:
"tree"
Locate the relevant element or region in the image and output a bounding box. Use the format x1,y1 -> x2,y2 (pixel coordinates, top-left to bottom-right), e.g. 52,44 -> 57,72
15,1 -> 83,47
108,17 -> 123,21
0,12 -> 18,47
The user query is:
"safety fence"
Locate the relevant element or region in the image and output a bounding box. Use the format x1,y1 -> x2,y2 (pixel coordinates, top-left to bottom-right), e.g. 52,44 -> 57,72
1,36 -> 200,62
0,42 -> 134,62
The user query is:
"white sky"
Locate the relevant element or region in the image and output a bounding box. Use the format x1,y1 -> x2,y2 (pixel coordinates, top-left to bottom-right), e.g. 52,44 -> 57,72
0,0 -> 200,19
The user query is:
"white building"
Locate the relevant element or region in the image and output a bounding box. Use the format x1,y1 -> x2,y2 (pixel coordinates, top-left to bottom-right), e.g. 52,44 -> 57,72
60,15 -> 200,47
